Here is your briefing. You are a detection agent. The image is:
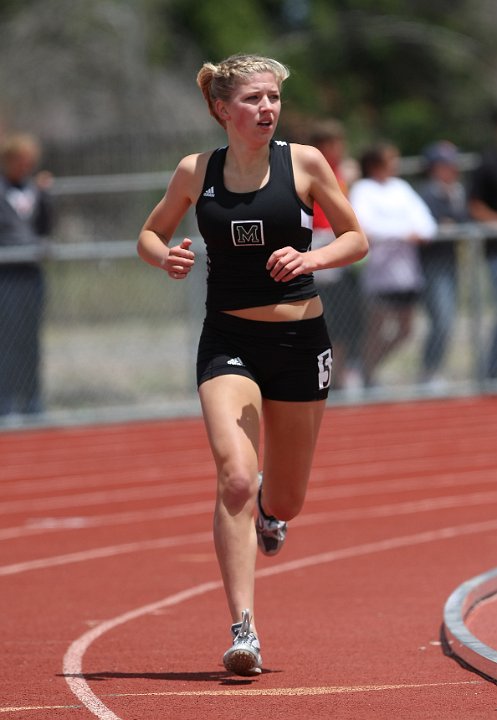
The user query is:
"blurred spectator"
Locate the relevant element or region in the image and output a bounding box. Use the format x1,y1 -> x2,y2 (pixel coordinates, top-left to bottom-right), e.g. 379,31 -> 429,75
310,119 -> 364,391
418,141 -> 469,387
0,133 -> 52,417
349,142 -> 437,387
467,118 -> 497,379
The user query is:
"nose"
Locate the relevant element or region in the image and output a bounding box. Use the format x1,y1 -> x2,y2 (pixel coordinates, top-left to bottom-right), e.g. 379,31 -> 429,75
259,94 -> 272,110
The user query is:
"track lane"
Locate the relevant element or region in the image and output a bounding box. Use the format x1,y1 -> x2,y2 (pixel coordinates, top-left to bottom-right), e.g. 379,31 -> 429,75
1,397 -> 497,718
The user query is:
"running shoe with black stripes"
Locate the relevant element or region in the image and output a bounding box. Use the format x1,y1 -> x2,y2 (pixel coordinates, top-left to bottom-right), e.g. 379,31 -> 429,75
255,473 -> 287,556
223,608 -> 262,676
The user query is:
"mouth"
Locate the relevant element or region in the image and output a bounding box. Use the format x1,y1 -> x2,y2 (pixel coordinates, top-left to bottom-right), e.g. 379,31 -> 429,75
258,119 -> 273,128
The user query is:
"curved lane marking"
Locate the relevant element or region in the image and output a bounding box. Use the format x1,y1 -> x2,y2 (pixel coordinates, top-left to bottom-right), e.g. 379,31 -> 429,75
64,519 -> 497,719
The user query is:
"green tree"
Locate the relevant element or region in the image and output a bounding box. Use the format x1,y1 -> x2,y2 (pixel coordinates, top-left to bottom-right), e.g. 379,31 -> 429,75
164,0 -> 497,152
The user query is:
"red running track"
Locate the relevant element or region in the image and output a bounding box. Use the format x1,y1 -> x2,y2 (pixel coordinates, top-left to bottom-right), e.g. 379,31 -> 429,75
1,396 -> 497,719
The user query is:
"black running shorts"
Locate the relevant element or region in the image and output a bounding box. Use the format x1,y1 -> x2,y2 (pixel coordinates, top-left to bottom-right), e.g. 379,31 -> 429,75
196,311 -> 333,402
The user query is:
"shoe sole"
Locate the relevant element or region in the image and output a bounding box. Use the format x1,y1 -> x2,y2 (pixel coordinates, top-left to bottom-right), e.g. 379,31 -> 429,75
223,649 -> 262,676
255,517 -> 286,556
256,531 -> 281,556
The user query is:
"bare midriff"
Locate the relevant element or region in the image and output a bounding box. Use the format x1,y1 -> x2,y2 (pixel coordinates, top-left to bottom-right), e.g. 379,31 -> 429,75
223,295 -> 323,322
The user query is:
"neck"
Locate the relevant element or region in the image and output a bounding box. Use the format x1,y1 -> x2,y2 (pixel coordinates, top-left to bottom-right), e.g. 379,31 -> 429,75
225,143 -> 269,177
225,139 -> 271,172
223,140 -> 272,193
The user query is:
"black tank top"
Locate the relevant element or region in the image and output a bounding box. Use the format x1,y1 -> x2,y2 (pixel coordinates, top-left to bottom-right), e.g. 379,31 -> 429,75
195,139 -> 318,311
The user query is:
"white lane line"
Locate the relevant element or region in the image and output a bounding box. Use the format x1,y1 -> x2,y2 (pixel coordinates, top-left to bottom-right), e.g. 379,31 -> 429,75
3,494 -> 497,576
0,705 -> 81,714
2,465 -> 496,542
0,500 -> 215,541
2,463 -> 493,517
63,518 -> 497,720
0,485 -> 215,516
63,581 -> 223,720
0,466 -> 211,497
106,680 -> 480,697
0,680 -> 480,713
3,485 -> 497,544
0,532 -> 212,576
295,490 -> 497,527
309,467 -> 496,498
3,453 -> 493,502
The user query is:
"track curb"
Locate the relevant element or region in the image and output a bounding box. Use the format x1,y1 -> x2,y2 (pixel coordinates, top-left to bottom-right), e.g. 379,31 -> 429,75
443,567 -> 497,682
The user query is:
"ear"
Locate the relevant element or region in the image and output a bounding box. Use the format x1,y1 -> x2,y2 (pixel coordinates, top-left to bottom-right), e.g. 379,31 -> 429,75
215,99 -> 230,122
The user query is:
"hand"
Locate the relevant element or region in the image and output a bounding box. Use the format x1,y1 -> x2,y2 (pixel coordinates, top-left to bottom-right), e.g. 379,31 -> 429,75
266,246 -> 309,282
162,238 -> 195,280
35,170 -> 54,190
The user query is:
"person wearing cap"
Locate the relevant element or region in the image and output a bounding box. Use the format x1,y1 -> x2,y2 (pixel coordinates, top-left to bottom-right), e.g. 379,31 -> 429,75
418,141 -> 469,387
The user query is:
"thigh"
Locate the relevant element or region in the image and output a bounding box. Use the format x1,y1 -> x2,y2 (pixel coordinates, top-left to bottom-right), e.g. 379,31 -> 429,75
199,374 -> 263,477
262,398 -> 326,510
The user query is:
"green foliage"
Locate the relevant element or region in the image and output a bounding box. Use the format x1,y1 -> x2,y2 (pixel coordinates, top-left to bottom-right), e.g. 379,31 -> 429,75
157,0 -> 495,152
0,0 -> 38,20
3,0 -> 497,154
169,0 -> 271,59
381,98 -> 437,154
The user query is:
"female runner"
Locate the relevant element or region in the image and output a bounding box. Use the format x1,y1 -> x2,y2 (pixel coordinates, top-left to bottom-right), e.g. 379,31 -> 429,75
138,53 -> 368,676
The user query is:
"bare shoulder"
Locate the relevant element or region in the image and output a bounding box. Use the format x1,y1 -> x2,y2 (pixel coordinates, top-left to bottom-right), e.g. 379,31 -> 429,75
170,150 -> 215,203
175,151 -> 212,180
289,143 -> 329,174
290,143 -> 338,205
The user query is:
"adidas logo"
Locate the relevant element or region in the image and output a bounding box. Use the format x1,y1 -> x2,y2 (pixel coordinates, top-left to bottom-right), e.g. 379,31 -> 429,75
203,186 -> 215,198
227,357 -> 244,366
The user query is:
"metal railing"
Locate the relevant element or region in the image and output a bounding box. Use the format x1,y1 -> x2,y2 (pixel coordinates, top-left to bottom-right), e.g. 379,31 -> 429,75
1,166 -> 496,427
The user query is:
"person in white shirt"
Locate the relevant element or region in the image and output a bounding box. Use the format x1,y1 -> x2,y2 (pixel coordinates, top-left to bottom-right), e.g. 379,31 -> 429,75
349,143 -> 437,387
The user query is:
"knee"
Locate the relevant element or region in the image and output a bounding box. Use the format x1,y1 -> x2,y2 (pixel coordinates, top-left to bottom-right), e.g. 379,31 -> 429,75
264,486 -> 305,522
218,468 -> 257,515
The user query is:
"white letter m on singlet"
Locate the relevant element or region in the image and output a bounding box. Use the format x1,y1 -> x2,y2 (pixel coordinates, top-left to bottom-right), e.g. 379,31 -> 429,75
231,220 -> 265,246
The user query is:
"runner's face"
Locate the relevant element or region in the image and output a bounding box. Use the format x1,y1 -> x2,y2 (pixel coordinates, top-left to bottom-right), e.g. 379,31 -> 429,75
221,72 -> 281,141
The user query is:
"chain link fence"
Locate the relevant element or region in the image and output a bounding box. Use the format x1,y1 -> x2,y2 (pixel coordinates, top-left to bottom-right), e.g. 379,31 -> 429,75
1,170 -> 496,428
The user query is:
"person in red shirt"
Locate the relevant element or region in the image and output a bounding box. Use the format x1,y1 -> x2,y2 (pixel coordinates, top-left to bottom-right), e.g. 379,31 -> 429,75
310,120 -> 364,392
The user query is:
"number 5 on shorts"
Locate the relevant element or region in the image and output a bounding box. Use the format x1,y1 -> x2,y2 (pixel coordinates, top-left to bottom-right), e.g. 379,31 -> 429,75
317,348 -> 332,390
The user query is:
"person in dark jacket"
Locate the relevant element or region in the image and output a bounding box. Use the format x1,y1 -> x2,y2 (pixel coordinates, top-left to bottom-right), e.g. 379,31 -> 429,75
0,133 -> 52,416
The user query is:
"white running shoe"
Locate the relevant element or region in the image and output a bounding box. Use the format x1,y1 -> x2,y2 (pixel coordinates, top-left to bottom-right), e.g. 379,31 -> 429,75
223,609 -> 262,676
255,473 -> 287,556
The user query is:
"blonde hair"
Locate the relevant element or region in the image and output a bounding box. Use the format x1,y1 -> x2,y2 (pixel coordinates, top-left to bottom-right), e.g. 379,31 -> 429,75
196,53 -> 290,127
